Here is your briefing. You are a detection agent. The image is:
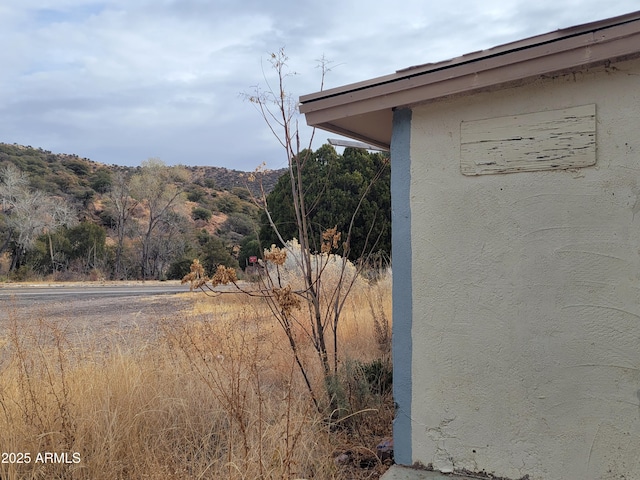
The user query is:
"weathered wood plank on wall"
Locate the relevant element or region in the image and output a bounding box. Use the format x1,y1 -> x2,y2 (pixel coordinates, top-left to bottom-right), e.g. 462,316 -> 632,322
460,104 -> 596,175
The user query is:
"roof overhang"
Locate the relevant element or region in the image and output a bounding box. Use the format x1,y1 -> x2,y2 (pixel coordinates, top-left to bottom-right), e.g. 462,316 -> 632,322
299,11 -> 640,150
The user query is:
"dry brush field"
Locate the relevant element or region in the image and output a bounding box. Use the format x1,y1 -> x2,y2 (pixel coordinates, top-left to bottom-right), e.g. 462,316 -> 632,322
0,277 -> 393,479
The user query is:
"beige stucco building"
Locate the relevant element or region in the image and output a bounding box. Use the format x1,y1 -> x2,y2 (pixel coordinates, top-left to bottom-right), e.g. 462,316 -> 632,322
301,12 -> 640,480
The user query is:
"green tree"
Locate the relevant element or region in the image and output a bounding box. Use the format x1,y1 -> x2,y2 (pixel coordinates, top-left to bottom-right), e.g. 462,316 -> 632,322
27,222 -> 106,276
28,228 -> 72,274
66,222 -> 107,273
259,145 -> 391,262
197,230 -> 239,273
238,235 -> 261,268
90,169 -> 112,193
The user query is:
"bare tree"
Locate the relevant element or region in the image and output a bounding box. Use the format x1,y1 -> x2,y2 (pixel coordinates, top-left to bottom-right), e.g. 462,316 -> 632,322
146,210 -> 190,280
0,164 -> 77,271
184,49 -> 388,414
0,163 -> 29,255
107,170 -> 138,279
130,158 -> 187,279
0,163 -> 29,211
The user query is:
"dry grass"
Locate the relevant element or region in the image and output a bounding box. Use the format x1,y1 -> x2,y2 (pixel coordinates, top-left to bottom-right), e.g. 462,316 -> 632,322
0,277 -> 392,479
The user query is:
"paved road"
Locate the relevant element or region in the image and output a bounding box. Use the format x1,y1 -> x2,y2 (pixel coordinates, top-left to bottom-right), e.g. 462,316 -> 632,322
0,282 -> 189,302
0,282 -> 196,347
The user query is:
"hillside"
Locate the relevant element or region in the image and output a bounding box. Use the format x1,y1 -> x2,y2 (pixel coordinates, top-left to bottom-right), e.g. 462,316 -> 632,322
0,142 -> 286,281
0,143 -> 285,198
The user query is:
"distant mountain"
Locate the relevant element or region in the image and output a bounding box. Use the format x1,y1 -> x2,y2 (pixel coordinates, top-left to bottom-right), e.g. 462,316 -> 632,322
185,165 -> 285,196
0,142 -> 286,197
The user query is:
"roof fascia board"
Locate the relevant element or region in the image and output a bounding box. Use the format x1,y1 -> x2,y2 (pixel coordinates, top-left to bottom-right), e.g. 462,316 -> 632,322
317,124 -> 391,150
394,11 -> 640,76
300,16 -> 640,123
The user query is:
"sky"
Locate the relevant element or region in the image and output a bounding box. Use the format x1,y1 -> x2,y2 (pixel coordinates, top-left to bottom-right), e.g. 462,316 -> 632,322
1,1 -> 639,172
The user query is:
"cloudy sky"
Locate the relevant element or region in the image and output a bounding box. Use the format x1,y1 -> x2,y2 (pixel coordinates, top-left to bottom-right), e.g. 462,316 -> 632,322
1,1 -> 638,171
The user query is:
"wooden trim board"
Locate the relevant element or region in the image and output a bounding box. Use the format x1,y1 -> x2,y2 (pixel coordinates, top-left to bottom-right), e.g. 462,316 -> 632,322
460,104 -> 596,175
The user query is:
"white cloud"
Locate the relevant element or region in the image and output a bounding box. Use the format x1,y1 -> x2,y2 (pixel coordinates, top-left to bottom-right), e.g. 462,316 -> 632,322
1,1 -> 638,170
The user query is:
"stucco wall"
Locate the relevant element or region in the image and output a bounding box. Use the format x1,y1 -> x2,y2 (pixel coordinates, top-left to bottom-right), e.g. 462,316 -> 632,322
406,60 -> 640,479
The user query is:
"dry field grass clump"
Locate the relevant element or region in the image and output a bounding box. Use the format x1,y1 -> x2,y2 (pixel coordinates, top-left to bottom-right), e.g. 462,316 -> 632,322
0,275 -> 392,479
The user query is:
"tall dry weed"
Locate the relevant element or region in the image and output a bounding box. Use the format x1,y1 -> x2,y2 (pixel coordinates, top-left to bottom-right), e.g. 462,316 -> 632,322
0,281 -> 392,479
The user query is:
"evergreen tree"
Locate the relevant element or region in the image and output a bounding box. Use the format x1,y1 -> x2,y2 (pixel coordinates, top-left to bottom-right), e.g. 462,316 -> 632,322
259,144 -> 390,262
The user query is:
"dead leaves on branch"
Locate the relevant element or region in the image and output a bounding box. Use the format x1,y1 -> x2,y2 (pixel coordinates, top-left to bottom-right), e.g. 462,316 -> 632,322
263,244 -> 287,265
182,227 -> 344,311
181,258 -> 207,291
211,264 -> 238,286
271,285 -> 301,315
181,260 -> 237,291
321,226 -> 341,254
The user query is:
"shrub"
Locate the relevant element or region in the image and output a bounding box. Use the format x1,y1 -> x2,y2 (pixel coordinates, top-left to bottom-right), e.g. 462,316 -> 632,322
231,186 -> 251,201
65,159 -> 90,175
186,187 -> 205,202
216,195 -> 241,214
166,257 -> 193,279
326,358 -> 392,425
359,358 -> 393,396
192,206 -> 212,221
220,213 -> 254,236
203,177 -> 217,189
265,238 -> 363,295
90,169 -> 112,193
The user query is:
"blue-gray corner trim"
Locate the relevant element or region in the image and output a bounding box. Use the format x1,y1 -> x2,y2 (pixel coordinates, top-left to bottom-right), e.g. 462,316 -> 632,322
391,107 -> 412,465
